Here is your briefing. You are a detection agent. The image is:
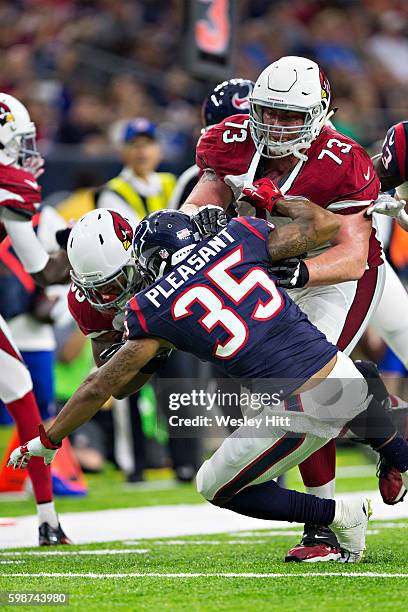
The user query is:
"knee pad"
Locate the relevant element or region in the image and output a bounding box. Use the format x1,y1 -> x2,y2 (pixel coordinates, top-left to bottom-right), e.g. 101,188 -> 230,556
196,460 -> 216,502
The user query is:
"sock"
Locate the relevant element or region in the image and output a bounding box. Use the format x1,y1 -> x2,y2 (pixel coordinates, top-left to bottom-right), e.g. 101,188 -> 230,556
6,391 -> 53,504
216,480 -> 336,526
306,478 -> 335,499
299,440 -> 336,488
37,501 -> 59,528
377,436 -> 408,473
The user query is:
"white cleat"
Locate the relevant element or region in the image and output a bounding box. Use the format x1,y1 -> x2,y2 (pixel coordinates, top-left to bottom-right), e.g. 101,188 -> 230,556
329,497 -> 372,563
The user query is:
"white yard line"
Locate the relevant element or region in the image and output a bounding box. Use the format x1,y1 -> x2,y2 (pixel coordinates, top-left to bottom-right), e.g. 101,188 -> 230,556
0,549 -> 147,556
0,490 -> 407,549
3,572 -> 408,579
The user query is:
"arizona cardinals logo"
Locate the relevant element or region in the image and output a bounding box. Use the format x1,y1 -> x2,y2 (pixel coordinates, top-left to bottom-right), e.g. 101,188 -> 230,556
0,102 -> 14,127
319,69 -> 330,100
232,92 -> 250,110
110,210 -> 133,251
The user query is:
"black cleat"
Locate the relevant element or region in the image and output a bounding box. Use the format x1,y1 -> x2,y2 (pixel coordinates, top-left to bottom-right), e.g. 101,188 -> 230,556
39,522 -> 72,546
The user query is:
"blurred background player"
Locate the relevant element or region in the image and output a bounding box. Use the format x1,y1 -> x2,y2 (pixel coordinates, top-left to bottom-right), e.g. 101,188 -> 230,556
0,92 -> 70,544
169,79 -> 255,209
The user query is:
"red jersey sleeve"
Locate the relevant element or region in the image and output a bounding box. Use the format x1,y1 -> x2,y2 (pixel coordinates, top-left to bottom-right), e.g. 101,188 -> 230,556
196,114 -> 256,181
289,127 -> 380,209
0,164 -> 42,218
68,283 -> 114,337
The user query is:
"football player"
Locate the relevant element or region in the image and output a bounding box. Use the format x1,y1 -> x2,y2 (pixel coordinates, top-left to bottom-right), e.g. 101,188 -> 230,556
0,93 -> 70,544
178,55 -> 386,561
169,78 -> 255,210
8,209 -> 408,563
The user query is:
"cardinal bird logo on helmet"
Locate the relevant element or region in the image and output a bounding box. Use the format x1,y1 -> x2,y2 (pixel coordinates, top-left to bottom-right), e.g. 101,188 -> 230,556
0,102 -> 14,127
110,211 -> 133,251
319,69 -> 330,101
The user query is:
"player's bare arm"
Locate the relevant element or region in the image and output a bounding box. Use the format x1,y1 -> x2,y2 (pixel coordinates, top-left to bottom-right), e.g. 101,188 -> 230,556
267,198 -> 340,261
373,156 -> 400,192
31,249 -> 71,287
91,332 -> 153,399
45,337 -> 162,444
181,169 -> 233,216
305,210 -> 372,286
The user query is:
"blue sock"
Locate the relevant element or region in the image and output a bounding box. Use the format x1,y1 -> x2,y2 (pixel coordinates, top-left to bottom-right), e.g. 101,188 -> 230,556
215,480 -> 335,525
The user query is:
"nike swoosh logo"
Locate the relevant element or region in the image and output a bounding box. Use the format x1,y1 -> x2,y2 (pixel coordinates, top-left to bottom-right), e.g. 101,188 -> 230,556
363,167 -> 371,181
24,179 -> 39,190
314,535 -> 331,539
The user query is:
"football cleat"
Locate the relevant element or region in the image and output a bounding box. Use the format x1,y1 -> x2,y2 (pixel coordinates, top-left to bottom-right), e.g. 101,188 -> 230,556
330,498 -> 371,563
377,458 -> 407,505
284,525 -> 342,563
39,522 -> 72,546
377,407 -> 408,505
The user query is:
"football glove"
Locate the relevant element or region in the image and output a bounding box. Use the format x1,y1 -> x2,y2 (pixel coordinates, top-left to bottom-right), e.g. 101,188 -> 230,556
269,258 -> 310,288
55,227 -> 72,250
140,349 -> 173,374
192,205 -> 228,237
23,155 -> 45,180
366,193 -> 406,218
241,178 -> 283,213
7,425 -> 61,469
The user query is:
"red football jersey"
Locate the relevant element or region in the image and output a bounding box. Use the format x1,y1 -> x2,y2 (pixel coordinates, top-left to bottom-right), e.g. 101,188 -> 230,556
68,283 -> 115,337
196,115 -> 382,266
0,163 -> 41,218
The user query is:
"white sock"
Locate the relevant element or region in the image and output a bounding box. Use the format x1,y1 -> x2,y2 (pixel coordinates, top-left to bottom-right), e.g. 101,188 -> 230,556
331,499 -> 345,528
306,477 -> 335,499
37,501 -> 59,528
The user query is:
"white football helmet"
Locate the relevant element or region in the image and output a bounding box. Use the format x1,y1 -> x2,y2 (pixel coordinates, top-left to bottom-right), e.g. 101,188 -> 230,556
68,209 -> 143,312
0,93 -> 39,167
250,56 -> 331,160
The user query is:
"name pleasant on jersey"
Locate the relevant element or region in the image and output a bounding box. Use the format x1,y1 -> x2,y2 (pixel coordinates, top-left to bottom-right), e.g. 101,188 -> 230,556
144,228 -> 236,308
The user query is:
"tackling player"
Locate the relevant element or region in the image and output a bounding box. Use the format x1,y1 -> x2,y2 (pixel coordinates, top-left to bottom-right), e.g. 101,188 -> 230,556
0,93 -> 71,544
8,209 -> 408,563
179,55 -> 386,561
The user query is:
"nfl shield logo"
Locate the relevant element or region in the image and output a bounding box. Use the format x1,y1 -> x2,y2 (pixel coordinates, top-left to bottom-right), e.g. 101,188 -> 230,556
159,249 -> 169,259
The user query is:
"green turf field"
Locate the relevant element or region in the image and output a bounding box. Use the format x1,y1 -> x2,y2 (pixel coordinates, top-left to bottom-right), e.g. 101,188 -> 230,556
0,523 -> 407,611
1,427 -> 407,611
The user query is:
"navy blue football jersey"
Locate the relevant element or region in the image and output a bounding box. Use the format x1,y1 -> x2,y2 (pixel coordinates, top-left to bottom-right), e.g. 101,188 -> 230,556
381,121 -> 408,184
125,217 -> 337,393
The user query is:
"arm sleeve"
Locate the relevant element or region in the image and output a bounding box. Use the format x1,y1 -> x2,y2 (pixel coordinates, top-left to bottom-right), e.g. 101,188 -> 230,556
2,208 -> 49,273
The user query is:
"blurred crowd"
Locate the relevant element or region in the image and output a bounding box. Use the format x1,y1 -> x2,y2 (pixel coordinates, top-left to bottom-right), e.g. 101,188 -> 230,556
1,0 -> 408,172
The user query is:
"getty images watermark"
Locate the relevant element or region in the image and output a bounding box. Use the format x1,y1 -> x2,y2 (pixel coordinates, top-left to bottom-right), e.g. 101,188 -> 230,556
152,376 -> 405,439
167,388 -> 290,430
153,379 -> 298,437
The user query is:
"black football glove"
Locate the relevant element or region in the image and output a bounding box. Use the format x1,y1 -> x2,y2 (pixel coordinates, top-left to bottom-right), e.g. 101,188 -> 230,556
192,205 -> 228,237
55,227 -> 72,251
139,349 -> 173,374
99,341 -> 126,361
269,258 -> 310,288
